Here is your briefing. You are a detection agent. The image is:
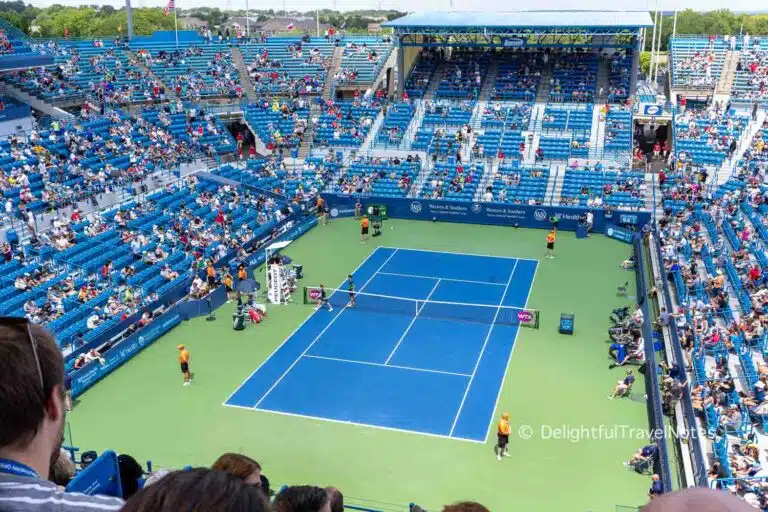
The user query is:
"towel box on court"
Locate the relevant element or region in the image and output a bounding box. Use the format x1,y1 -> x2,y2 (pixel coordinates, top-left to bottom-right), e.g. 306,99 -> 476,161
559,313 -> 574,335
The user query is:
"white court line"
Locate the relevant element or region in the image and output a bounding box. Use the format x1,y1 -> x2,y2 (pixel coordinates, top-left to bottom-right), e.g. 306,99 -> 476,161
448,259 -> 519,437
223,246 -> 387,406
252,249 -> 399,408
377,271 -> 507,287
384,278 -> 442,365
482,261 -> 539,444
378,245 -> 538,263
225,404 -> 485,444
303,354 -> 472,378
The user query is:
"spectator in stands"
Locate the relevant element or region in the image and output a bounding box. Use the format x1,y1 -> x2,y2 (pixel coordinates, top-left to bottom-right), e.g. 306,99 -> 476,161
0,320 -> 124,509
49,449 -> 76,489
122,468 -> 270,511
85,348 -> 105,366
86,309 -> 102,330
273,485 -> 332,512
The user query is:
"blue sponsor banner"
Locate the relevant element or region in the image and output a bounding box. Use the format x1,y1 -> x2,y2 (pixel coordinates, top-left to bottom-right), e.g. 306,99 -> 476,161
604,223 -> 636,244
70,311 -> 182,398
66,450 -> 122,498
324,194 -> 650,234
643,104 -> 664,117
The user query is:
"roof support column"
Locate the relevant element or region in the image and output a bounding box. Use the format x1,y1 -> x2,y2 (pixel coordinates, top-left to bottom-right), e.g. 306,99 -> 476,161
396,43 -> 405,100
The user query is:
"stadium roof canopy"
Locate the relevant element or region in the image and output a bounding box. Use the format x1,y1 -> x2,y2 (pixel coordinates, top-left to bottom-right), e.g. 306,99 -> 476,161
383,10 -> 654,30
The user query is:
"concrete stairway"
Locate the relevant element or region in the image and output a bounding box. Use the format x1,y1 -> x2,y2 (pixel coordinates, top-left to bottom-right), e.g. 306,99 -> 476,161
545,164 -> 565,205
479,59 -> 499,101
360,108 -> 386,154
595,57 -> 611,103
124,48 -> 179,102
297,103 -> 322,159
400,100 -> 425,151
716,50 -> 741,96
230,46 -> 258,102
424,61 -> 448,100
536,64 -> 552,102
474,158 -> 499,201
408,158 -> 434,198
714,109 -> 767,185
323,46 -> 345,101
2,81 -> 75,121
646,172 -> 663,219
588,104 -> 605,161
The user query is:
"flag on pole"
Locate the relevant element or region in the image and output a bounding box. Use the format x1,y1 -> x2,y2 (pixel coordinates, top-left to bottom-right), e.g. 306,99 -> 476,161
286,22 -> 295,30
164,0 -> 175,16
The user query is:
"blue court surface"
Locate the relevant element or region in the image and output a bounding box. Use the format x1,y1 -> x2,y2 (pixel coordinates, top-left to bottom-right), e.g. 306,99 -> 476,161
224,247 -> 538,442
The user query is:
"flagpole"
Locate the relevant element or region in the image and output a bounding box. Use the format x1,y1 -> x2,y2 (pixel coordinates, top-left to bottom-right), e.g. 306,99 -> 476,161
174,7 -> 179,49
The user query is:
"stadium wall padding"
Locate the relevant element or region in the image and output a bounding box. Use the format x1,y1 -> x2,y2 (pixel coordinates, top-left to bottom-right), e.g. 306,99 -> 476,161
322,193 -> 651,232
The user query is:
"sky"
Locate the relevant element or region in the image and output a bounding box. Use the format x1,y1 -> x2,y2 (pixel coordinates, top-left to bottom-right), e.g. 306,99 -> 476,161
21,0 -> 760,14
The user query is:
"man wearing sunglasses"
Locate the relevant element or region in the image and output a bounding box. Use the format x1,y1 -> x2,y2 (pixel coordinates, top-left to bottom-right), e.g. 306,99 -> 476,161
0,318 -> 123,510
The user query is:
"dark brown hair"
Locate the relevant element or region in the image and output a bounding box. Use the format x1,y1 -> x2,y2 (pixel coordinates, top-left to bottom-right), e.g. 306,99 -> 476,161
273,485 -> 329,512
0,322 -> 64,448
211,452 -> 261,480
443,502 -> 491,512
326,487 -> 344,512
122,468 -> 270,512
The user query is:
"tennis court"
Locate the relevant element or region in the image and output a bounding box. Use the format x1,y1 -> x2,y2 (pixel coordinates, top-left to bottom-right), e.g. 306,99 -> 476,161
224,246 -> 538,442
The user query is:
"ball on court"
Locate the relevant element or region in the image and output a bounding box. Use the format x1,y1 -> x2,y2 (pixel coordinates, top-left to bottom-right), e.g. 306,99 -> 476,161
390,225 -> 394,230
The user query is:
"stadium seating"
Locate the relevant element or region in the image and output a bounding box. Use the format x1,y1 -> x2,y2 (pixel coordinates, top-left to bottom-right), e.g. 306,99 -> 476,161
560,167 -> 646,209
333,156 -> 421,197
670,37 -> 726,88
434,50 -> 489,99
404,51 -> 439,98
239,37 -> 332,95
334,37 -> 393,85
674,107 -> 747,166
244,99 -> 309,152
488,162 -> 549,204
313,100 -> 379,148
376,102 -> 415,147
604,106 -> 632,154
491,53 -> 541,101
548,52 -> 597,103
420,160 -> 483,201
731,41 -> 768,102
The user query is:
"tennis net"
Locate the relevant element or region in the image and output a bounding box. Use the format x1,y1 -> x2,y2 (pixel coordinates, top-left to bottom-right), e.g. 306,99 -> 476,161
302,285 -> 539,329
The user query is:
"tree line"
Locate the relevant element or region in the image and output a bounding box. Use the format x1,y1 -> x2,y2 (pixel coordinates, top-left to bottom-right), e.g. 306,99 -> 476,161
644,9 -> 768,51
0,2 -> 766,41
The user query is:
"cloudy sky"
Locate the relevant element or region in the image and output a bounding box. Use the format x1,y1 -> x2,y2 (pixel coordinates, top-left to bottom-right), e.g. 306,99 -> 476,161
22,0 -> 759,14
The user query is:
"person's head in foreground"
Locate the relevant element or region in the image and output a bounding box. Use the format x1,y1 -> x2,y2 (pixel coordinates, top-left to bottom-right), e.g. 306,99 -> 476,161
442,502 -> 491,512
273,485 -> 332,512
326,486 -> 344,512
0,319 -> 124,509
211,452 -> 270,497
0,319 -> 67,478
641,487 -> 756,511
122,468 -> 270,512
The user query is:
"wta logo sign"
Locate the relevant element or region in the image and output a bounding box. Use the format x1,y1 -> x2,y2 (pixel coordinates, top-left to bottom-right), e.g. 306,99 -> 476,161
517,310 -> 534,323
307,288 -> 323,300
